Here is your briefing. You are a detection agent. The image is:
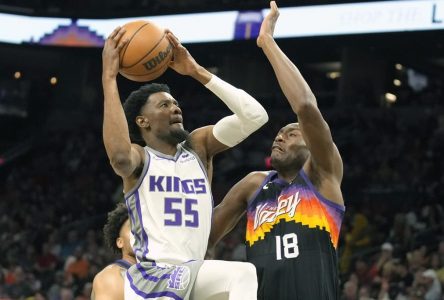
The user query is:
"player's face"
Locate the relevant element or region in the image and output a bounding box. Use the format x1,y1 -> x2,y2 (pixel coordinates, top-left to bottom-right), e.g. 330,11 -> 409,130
119,219 -> 134,256
141,92 -> 189,144
270,123 -> 308,167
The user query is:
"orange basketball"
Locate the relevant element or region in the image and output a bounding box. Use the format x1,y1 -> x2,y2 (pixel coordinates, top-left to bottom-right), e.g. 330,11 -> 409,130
119,20 -> 173,82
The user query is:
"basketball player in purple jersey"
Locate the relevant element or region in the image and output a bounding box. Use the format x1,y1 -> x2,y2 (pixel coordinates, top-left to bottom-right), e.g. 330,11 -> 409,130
102,26 -> 267,299
210,2 -> 345,299
92,203 -> 135,300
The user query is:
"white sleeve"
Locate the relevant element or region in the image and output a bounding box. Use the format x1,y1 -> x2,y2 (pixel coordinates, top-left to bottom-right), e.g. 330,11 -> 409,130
204,75 -> 268,147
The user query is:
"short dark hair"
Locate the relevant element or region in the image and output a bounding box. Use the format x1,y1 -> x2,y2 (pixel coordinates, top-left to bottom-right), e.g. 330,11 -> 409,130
103,202 -> 129,254
123,83 -> 171,146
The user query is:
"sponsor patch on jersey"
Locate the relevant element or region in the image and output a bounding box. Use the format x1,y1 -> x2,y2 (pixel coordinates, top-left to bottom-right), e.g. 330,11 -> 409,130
168,266 -> 191,290
179,155 -> 196,163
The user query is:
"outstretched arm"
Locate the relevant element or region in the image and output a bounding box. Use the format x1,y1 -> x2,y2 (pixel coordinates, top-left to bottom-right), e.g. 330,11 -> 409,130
102,27 -> 144,179
166,31 -> 268,159
258,1 -> 342,180
209,172 -> 265,248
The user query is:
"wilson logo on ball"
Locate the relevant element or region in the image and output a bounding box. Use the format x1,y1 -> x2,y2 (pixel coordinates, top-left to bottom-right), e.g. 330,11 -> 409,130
118,20 -> 173,82
143,43 -> 173,71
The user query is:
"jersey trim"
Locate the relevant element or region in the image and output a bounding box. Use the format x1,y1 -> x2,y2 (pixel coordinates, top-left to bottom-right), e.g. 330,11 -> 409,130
145,144 -> 183,161
114,259 -> 132,270
246,171 -> 276,206
135,190 -> 150,259
182,144 -> 213,210
124,149 -> 151,199
299,169 -> 345,212
125,196 -> 143,260
181,143 -> 209,183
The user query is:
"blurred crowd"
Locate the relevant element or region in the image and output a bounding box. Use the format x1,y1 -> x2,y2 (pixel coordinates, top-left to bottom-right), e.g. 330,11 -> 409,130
0,72 -> 443,300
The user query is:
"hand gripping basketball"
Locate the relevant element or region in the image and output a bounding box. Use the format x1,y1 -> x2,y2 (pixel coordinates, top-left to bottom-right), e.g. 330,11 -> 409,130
118,20 -> 173,82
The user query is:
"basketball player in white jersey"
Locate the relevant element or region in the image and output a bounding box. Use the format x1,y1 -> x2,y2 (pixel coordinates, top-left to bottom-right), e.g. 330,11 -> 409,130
102,27 -> 267,300
92,203 -> 136,300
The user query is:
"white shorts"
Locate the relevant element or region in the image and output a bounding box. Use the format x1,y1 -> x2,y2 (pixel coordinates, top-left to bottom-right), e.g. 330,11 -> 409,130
124,260 -> 202,300
124,260 -> 257,300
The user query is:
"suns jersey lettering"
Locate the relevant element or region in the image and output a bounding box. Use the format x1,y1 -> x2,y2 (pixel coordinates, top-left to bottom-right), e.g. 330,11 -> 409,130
246,170 -> 345,300
125,144 -> 213,265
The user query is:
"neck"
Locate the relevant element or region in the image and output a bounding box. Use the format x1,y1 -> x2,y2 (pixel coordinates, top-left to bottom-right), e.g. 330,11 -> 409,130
277,169 -> 300,183
274,158 -> 305,183
272,150 -> 308,182
144,138 -> 179,156
122,253 -> 137,265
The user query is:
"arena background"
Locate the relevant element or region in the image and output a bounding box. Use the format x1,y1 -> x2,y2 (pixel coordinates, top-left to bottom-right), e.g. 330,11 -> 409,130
0,0 -> 443,299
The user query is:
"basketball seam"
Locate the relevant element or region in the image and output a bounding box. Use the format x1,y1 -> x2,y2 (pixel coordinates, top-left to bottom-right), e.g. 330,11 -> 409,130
121,31 -> 169,69
120,22 -> 150,67
120,64 -> 168,77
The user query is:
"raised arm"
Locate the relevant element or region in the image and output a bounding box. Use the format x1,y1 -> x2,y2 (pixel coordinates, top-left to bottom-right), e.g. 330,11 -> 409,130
102,27 -> 145,180
166,31 -> 268,160
258,2 -> 342,180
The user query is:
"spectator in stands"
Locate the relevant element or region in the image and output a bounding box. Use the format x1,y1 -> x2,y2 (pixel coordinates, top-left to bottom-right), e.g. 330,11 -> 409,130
368,242 -> 394,280
341,213 -> 371,273
421,269 -> 442,300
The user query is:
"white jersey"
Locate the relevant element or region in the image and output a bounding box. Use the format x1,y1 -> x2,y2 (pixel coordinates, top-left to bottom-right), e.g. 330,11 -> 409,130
124,143 -> 213,265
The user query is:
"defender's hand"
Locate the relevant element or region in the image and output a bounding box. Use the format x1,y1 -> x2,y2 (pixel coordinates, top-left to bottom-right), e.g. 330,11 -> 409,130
257,1 -> 280,48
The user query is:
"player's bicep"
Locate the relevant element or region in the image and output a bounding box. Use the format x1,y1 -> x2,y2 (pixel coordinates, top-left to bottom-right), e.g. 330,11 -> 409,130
210,184 -> 247,247
298,106 -> 341,176
111,144 -> 145,179
210,173 -> 262,246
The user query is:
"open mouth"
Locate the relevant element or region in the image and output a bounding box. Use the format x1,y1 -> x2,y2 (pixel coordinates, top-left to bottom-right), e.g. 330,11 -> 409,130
271,145 -> 284,152
170,117 -> 183,124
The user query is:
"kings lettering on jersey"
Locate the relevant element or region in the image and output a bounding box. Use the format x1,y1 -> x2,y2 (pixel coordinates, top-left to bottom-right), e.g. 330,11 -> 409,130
149,176 -> 207,194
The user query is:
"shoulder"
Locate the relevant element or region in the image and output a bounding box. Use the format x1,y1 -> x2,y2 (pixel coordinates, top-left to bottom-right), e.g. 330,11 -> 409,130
237,171 -> 269,191
187,127 -> 211,155
189,125 -> 230,159
244,171 -> 269,184
229,171 -> 270,203
132,144 -> 147,163
92,264 -> 124,291
221,171 -> 269,204
189,125 -> 213,147
132,143 -> 145,152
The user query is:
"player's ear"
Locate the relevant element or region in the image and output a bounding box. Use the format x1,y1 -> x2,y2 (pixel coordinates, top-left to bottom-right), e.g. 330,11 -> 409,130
116,237 -> 124,249
136,116 -> 149,128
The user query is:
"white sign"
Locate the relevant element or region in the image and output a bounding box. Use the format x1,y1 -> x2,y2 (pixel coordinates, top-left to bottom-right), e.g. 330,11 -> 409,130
0,0 -> 442,46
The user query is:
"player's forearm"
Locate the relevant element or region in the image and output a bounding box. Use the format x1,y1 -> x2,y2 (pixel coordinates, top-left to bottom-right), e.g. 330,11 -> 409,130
205,75 -> 268,147
209,213 -> 236,247
189,65 -> 212,85
261,36 -> 317,114
102,78 -> 133,162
